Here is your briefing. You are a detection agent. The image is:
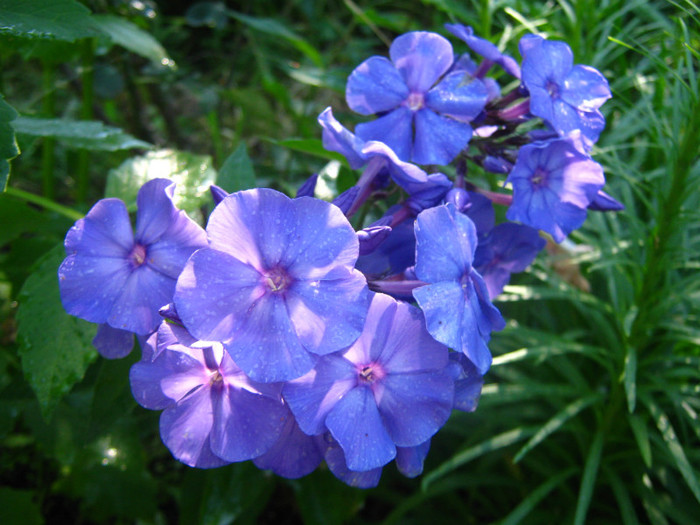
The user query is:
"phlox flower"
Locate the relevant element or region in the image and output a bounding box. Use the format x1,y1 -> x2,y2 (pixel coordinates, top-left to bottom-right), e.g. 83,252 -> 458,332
58,178 -> 207,357
519,34 -> 611,147
174,188 -> 371,383
346,31 -> 489,165
412,203 -> 505,374
283,293 -> 454,472
505,135 -> 605,242
129,319 -> 288,468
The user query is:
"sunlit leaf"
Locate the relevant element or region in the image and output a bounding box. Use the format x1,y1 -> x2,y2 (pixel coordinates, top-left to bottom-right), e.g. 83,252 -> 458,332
217,143 -> 256,193
13,117 -> 151,151
105,149 -> 217,223
0,94 -> 19,191
573,428 -> 604,525
16,244 -> 98,420
0,0 -> 99,41
91,14 -> 174,68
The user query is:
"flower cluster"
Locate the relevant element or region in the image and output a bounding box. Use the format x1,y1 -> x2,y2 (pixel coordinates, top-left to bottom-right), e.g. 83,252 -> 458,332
59,25 -> 618,487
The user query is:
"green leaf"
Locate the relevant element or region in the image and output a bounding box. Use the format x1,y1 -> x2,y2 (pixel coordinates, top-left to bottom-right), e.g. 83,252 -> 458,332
0,487 -> 44,525
574,428 -> 605,525
91,15 -> 173,67
422,426 -> 536,489
273,138 -> 346,163
0,94 -> 19,191
180,464 -> 273,525
628,412 -> 652,468
0,193 -> 49,245
0,0 -> 99,41
105,149 -> 217,223
645,396 -> 700,504
293,469 -> 367,525
513,392 -> 603,463
500,468 -> 578,525
12,116 -> 151,151
16,244 -> 98,420
217,143 -> 256,193
623,345 -> 637,412
227,10 -> 323,67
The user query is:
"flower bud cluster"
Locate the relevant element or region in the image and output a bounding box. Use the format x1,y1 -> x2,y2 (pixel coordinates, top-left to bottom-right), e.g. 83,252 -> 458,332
58,25 -> 618,487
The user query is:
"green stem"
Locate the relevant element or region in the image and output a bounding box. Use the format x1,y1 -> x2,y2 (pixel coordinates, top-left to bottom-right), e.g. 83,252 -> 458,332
41,60 -> 56,199
5,187 -> 83,221
76,38 -> 95,204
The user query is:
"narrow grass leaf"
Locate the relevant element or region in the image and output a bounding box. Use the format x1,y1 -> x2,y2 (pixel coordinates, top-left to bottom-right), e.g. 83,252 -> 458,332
605,467 -> 639,525
627,412 -> 652,468
500,467 -> 577,525
0,94 -> 19,191
645,396 -> 700,504
514,392 -> 603,463
422,426 -> 536,490
573,428 -> 604,525
623,345 -> 637,413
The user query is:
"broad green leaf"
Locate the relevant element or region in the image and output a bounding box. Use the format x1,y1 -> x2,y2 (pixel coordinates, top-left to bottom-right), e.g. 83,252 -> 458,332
513,392 -> 603,463
227,10 -> 323,67
314,160 -> 342,201
422,426 -> 536,489
274,138 -> 346,163
13,117 -> 151,152
217,143 -> 256,193
0,193 -> 49,245
91,15 -> 174,67
0,487 -> 44,525
16,244 -> 98,420
180,463 -> 273,525
0,94 -> 19,191
574,429 -> 605,525
0,0 -> 99,41
293,469 -> 367,525
105,149 -> 217,223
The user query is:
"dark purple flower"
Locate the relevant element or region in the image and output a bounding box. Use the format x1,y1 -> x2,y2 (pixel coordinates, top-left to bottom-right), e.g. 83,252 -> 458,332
59,178 -> 208,355
174,188 -> 371,383
505,135 -> 605,242
519,34 -> 611,147
346,31 -> 488,165
283,293 -> 453,472
412,204 -> 505,374
129,321 -> 288,468
474,223 -> 546,298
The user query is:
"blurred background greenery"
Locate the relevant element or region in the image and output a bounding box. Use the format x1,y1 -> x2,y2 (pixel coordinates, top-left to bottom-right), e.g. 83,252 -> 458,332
0,0 -> 699,523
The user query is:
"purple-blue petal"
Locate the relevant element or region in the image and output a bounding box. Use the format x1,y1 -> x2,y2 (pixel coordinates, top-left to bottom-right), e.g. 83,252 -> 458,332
426,71 -> 488,122
561,64 -> 611,111
135,179 -> 179,245
93,323 -> 134,359
356,107 -> 414,162
318,107 -> 367,169
413,108 -> 472,165
346,56 -> 409,115
396,439 -> 431,478
319,434 -> 383,487
325,386 -> 396,471
64,198 -> 133,257
389,31 -> 454,93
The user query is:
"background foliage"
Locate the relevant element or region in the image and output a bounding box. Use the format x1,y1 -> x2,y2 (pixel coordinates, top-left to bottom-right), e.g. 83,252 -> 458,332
1,0 -> 699,523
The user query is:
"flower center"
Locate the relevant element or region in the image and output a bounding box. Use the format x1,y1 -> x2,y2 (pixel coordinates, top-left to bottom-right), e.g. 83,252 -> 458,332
128,244 -> 147,268
209,370 -> 224,385
406,92 -> 425,111
545,79 -> 560,98
357,362 -> 385,384
531,168 -> 549,187
264,266 -> 291,293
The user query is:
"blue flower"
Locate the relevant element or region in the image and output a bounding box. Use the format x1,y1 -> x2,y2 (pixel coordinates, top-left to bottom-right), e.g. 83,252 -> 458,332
519,34 -> 611,147
412,203 -> 505,374
174,188 -> 371,383
445,24 -> 521,78
129,319 -> 289,468
346,31 -> 488,165
505,135 -> 606,242
58,178 -> 207,357
283,293 -> 454,472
